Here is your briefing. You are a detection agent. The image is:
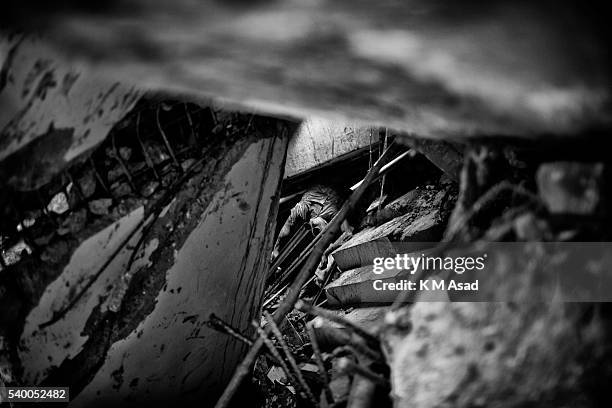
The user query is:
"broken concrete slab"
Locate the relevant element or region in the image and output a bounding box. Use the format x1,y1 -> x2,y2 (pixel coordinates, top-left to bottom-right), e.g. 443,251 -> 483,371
332,188 -> 449,270
66,131 -> 289,407
19,206 -> 147,385
0,35 -> 141,190
11,117 -> 293,407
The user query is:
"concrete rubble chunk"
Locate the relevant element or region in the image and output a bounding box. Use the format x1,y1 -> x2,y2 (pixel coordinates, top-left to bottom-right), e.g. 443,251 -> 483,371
140,181 -> 160,198
78,171 -> 97,198
110,181 -> 132,197
380,240 -> 612,408
107,166 -> 125,183
537,162 -> 604,215
118,147 -> 132,161
88,198 -> 113,215
57,208 -> 87,236
382,300 -> 608,408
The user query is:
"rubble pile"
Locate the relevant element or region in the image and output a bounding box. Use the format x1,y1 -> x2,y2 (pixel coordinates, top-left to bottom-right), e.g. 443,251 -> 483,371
241,141 -> 612,408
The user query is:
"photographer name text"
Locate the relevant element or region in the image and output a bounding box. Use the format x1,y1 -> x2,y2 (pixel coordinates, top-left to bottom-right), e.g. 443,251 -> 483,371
371,253 -> 487,292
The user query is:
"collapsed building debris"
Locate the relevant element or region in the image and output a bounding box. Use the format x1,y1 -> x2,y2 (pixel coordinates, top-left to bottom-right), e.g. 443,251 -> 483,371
248,138 -> 612,408
4,105 -> 612,407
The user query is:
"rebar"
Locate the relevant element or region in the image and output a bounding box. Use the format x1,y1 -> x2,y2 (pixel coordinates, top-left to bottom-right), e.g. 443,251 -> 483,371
89,157 -> 110,194
155,106 -> 181,171
135,112 -> 161,181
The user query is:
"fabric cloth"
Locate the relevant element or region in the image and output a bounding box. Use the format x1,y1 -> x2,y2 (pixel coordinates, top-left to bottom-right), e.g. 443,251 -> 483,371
273,185 -> 342,257
284,185 -> 342,229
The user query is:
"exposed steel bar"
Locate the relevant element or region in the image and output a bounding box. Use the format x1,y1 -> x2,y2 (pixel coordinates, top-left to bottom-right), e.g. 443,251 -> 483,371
155,106 -> 181,171
135,111 -> 161,181
89,157 -> 110,194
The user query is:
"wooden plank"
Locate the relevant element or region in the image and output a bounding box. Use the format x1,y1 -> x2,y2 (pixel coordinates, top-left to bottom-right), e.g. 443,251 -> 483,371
285,118 -> 374,178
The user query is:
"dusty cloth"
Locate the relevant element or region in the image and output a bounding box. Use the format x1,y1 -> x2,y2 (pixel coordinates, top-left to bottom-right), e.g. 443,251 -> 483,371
272,185 -> 342,259
286,185 -> 342,227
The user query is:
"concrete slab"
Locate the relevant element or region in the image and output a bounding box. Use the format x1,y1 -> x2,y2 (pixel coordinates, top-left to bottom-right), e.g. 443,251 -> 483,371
332,188 -> 448,270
